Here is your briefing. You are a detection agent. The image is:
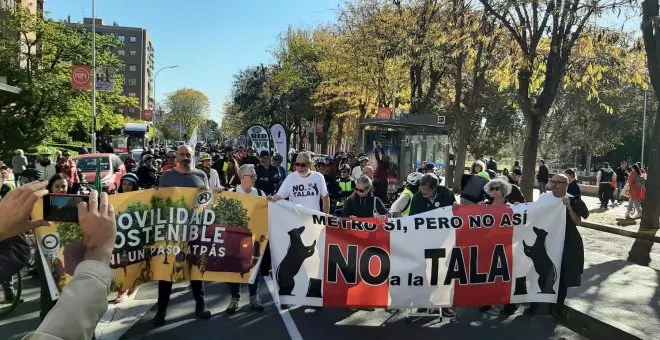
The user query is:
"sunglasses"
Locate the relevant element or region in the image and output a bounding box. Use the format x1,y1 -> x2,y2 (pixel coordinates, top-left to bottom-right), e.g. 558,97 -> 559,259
356,188 -> 368,193
489,187 -> 501,192
295,163 -> 308,168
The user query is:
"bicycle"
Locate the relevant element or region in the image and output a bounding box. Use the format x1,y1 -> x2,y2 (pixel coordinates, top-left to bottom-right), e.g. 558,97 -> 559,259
0,271 -> 22,317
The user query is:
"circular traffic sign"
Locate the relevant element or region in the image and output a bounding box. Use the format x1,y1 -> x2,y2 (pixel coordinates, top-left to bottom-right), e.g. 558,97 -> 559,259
41,234 -> 60,250
72,67 -> 91,85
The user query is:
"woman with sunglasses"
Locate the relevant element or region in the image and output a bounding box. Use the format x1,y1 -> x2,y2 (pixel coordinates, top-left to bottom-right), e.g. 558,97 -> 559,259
340,175 -> 388,218
479,177 -> 519,315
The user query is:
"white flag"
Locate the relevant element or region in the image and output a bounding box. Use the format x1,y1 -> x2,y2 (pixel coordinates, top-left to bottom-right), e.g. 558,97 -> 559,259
188,126 -> 198,148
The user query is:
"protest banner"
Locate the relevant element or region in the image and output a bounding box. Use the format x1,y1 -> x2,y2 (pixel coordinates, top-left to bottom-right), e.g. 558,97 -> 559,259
32,188 -> 269,298
268,197 -> 567,308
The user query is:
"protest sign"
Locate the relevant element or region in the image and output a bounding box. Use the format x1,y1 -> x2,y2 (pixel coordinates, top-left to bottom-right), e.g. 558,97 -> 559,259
32,188 -> 269,297
268,198 -> 566,308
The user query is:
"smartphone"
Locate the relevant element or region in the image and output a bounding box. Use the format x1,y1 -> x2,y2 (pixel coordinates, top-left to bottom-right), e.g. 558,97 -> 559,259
43,194 -> 89,223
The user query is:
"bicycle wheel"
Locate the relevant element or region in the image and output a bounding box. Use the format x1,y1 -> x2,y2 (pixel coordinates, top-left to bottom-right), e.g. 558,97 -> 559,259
0,271 -> 22,317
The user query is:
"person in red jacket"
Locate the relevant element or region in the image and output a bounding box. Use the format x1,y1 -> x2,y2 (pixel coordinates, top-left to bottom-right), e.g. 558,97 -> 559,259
56,151 -> 80,193
373,141 -> 390,204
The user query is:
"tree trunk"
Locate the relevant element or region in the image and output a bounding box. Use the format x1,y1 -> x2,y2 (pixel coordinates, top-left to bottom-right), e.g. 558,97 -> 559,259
520,114 -> 543,200
335,118 -> 344,152
585,147 -> 592,177
640,104 -> 660,230
452,120 -> 469,193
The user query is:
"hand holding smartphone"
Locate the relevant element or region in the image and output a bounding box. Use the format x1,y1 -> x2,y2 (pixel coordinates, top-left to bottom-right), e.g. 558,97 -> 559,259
43,194 -> 90,223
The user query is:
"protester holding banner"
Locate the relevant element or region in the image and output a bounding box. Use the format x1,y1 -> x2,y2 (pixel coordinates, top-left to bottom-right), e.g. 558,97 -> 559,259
226,164 -> 266,314
390,172 -> 422,217
115,173 -> 140,303
340,175 -> 388,218
529,174 -> 588,319
272,151 -> 330,214
153,145 -> 212,326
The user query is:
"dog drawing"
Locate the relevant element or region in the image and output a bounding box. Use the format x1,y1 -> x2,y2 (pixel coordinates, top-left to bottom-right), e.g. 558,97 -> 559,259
523,227 -> 557,294
276,226 -> 317,295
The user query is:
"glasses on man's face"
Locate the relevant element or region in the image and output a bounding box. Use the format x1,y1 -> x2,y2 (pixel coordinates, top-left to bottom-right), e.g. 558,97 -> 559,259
549,179 -> 567,185
490,187 -> 501,192
356,187 -> 368,193
295,163 -> 308,168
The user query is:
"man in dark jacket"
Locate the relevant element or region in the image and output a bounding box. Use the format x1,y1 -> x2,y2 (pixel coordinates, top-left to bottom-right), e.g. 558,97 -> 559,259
254,151 -> 280,195
614,161 -> 629,203
507,168 -> 526,203
537,159 -> 549,194
487,157 -> 498,172
596,162 -> 616,209
240,147 -> 260,166
409,174 -> 455,216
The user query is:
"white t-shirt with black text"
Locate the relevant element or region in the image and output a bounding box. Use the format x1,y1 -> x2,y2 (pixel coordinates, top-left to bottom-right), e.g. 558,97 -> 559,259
276,171 -> 328,211
231,186 -> 264,197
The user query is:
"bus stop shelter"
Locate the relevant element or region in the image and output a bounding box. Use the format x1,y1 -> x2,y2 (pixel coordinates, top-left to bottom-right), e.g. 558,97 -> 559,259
359,113 -> 450,185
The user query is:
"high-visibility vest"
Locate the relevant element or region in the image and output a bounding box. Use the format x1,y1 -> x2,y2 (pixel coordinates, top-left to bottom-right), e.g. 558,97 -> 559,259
338,180 -> 353,192
401,188 -> 414,217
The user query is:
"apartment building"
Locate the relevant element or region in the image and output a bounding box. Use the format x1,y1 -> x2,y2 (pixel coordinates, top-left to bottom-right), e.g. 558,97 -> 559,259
69,18 -> 154,120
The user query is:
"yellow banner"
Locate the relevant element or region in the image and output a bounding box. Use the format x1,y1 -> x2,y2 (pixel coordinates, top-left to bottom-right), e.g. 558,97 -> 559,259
32,188 -> 269,293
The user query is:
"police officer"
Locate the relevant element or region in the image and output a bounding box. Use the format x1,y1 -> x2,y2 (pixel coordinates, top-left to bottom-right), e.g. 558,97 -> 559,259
255,151 -> 280,195
334,164 -> 355,215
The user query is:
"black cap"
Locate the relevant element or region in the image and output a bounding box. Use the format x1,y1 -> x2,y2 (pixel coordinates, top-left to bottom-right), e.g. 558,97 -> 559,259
512,168 -> 522,176
259,150 -> 270,158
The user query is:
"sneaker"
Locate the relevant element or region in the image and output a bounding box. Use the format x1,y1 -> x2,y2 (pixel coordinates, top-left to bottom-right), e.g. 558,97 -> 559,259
500,304 -> 517,315
152,312 -> 166,326
523,303 -> 539,315
226,297 -> 240,315
250,296 -> 264,312
441,308 -> 456,318
195,303 -> 212,319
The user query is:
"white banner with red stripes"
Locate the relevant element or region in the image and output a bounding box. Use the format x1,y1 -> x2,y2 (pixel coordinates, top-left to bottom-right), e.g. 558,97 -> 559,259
268,197 -> 566,308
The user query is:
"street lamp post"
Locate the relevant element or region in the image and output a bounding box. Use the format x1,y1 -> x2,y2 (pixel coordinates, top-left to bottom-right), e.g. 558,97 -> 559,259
642,90 -> 647,167
91,0 -> 97,153
154,65 -> 179,141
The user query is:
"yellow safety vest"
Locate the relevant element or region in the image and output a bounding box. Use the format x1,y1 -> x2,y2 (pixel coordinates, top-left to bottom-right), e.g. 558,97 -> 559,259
339,180 -> 353,192
401,188 -> 414,217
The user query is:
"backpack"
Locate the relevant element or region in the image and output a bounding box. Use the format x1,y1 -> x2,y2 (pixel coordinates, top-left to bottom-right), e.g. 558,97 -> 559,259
636,174 -> 646,188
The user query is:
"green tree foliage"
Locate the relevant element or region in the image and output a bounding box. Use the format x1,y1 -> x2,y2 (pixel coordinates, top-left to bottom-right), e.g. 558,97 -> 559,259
0,7 -> 137,157
162,88 -> 210,139
213,197 -> 249,229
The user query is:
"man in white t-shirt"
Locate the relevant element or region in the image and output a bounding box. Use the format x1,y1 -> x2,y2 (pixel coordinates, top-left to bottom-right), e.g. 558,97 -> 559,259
351,156 -> 368,180
226,164 -> 265,314
272,151 -> 330,214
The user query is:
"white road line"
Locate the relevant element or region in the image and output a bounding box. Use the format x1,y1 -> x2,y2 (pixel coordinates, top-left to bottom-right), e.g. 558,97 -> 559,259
264,276 -> 304,340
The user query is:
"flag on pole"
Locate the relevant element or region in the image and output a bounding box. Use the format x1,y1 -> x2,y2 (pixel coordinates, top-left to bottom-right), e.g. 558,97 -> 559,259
188,125 -> 198,148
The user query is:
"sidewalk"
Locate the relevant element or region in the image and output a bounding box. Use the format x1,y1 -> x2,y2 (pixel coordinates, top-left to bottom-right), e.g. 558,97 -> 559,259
564,250 -> 660,340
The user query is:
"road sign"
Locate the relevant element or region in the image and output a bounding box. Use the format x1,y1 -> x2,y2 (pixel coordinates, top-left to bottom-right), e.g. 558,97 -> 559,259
143,109 -> 154,121
72,66 -> 92,90
95,67 -> 115,92
316,120 -> 324,133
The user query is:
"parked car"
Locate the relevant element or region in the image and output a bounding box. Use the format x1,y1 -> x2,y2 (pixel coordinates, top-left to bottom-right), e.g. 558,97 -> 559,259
75,153 -> 126,193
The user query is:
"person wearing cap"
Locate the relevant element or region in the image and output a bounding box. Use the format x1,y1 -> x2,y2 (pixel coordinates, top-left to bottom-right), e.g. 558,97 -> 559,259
351,155 -> 368,180
315,158 -> 340,211
271,153 -> 287,189
199,153 -> 224,192
56,151 -> 79,193
255,151 -> 280,196
334,164 -> 356,215
36,153 -> 57,182
161,150 -> 177,173
506,168 -> 526,203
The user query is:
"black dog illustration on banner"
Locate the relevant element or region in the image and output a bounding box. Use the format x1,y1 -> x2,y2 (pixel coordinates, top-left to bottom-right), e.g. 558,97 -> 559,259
523,227 -> 557,294
276,226 -> 317,295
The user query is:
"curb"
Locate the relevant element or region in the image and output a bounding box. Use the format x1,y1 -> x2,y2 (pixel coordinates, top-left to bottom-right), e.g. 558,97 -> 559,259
580,221 -> 660,243
563,301 -> 651,340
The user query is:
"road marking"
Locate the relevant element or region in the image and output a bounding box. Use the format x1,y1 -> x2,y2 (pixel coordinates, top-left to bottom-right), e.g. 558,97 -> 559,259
264,276 -> 304,340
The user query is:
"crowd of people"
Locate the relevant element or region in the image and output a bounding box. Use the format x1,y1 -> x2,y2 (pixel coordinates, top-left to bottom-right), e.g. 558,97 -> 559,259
0,144 -> 606,340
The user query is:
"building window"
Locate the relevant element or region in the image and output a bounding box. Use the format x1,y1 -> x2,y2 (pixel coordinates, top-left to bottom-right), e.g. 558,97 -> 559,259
129,65 -> 137,72
130,36 -> 137,43
117,49 -> 125,56
118,35 -> 125,42
128,78 -> 136,86
128,92 -> 136,97
129,50 -> 136,56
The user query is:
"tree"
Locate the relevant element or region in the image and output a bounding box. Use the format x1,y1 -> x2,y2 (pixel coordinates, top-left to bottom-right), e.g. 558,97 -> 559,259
479,0 -> 629,198
163,88 -> 210,139
640,0 -> 660,230
0,7 -> 136,156
200,119 -> 222,144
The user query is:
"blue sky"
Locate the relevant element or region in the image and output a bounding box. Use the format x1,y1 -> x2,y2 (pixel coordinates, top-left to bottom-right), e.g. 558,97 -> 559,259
46,0 -> 343,121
